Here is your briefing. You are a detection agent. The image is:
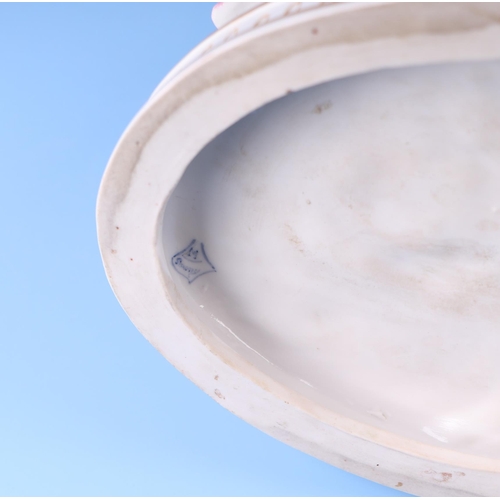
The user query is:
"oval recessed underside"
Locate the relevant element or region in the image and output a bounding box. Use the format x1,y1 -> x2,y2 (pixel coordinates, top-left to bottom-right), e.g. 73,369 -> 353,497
163,60 -> 500,461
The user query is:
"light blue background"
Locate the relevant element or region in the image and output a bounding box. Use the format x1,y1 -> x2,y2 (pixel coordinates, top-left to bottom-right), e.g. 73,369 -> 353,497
0,3 -> 411,496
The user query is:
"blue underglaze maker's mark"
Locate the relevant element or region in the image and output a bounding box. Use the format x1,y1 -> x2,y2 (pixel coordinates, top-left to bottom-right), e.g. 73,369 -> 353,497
171,239 -> 216,283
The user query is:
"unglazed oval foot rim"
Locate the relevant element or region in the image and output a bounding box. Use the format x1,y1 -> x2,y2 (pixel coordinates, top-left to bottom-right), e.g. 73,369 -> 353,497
97,3 -> 500,496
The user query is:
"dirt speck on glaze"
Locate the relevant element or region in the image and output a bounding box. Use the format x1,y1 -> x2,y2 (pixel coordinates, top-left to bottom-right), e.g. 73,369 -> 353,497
312,100 -> 332,114
214,388 -> 225,399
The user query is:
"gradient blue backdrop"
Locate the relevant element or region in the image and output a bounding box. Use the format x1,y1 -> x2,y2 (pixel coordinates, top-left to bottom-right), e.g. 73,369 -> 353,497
0,3 -> 411,496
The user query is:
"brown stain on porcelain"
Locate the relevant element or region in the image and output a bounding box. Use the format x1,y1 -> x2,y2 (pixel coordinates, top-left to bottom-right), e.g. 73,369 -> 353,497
478,219 -> 500,231
358,238 -> 500,317
423,469 -> 465,483
284,223 -> 305,254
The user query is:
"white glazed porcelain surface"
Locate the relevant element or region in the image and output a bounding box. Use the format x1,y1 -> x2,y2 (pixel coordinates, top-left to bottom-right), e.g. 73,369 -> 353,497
98,3 -> 500,495
163,59 -> 500,461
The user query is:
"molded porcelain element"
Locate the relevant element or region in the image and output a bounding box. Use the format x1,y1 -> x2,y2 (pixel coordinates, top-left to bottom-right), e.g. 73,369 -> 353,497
97,3 -> 500,496
211,3 -> 262,29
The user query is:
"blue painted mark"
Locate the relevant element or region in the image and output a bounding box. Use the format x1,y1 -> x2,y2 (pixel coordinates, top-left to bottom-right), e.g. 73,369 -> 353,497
171,239 -> 216,283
